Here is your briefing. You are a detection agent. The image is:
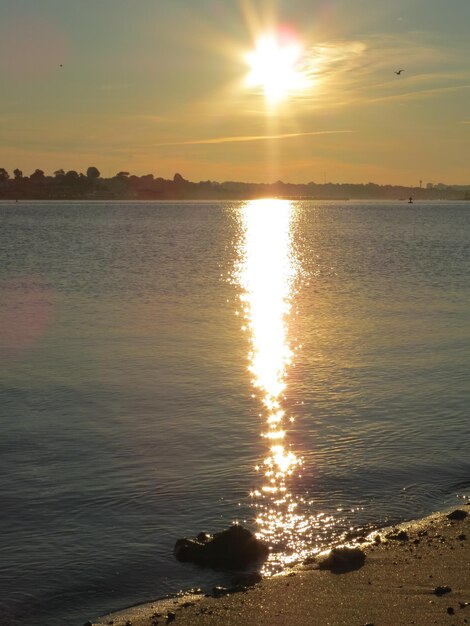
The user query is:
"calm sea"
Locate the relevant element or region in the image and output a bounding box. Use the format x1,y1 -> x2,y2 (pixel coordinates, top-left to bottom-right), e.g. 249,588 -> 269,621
0,200 -> 469,625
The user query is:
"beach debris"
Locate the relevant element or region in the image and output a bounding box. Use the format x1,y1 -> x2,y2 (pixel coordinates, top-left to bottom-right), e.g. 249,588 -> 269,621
460,601 -> 470,609
385,529 -> 409,541
447,509 -> 468,521
303,554 -> 317,566
212,586 -> 230,597
433,585 -> 452,596
174,524 -> 269,570
317,546 -> 366,573
180,602 -> 195,608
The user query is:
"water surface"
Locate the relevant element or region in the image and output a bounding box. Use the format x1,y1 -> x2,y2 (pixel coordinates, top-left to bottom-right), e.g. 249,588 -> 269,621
0,200 -> 469,625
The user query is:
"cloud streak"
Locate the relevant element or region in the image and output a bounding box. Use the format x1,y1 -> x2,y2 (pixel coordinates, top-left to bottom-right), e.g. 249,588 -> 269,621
156,130 -> 354,146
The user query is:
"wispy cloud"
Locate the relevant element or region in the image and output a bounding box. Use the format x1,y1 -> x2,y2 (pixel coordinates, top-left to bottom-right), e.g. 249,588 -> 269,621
156,129 -> 354,146
365,83 -> 470,105
294,32 -> 470,110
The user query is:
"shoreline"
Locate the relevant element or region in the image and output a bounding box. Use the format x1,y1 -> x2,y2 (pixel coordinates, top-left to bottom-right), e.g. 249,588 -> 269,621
92,505 -> 470,626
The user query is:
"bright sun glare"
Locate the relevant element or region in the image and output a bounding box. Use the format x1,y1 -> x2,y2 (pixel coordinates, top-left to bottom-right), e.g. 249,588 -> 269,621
245,33 -> 307,103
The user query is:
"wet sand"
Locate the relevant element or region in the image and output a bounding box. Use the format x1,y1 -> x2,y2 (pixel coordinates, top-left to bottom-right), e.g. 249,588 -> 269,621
92,507 -> 470,626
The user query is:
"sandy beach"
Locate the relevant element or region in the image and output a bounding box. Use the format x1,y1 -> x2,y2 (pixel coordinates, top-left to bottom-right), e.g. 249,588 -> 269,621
92,506 -> 470,626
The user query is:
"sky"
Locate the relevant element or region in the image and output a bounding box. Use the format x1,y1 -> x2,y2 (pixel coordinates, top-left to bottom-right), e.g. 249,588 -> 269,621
1,0 -> 469,185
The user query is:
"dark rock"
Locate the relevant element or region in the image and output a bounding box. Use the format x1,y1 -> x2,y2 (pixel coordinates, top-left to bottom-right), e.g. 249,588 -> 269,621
166,612 -> 176,624
317,546 -> 366,573
447,510 -> 468,521
459,601 -> 470,609
458,534 -> 467,541
174,524 -> 269,570
433,585 -> 452,596
447,607 -> 455,615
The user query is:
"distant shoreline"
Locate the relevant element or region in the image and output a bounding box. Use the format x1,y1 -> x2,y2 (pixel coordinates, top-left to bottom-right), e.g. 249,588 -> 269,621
1,169 -> 470,202
2,196 -> 470,203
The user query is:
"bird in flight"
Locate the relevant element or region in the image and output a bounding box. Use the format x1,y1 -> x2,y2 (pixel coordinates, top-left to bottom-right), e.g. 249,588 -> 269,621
395,69 -> 404,75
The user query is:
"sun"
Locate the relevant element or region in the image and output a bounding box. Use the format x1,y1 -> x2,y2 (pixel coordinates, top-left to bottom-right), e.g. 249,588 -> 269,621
245,32 -> 307,104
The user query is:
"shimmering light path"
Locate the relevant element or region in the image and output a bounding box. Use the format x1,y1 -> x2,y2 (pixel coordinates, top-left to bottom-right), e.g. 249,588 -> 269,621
235,199 -> 333,570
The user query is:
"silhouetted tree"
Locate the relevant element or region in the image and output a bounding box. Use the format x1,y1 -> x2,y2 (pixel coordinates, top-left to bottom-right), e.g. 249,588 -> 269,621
64,170 -> 79,182
13,168 -> 23,179
30,169 -> 45,181
0,168 -> 9,180
86,166 -> 100,179
54,169 -> 65,179
115,171 -> 130,179
173,172 -> 185,184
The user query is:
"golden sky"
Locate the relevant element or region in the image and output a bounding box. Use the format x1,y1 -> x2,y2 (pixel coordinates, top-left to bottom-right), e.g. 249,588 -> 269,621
1,0 -> 469,185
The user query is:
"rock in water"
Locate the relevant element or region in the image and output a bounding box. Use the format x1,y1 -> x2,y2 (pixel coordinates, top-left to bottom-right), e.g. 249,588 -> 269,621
174,524 -> 269,570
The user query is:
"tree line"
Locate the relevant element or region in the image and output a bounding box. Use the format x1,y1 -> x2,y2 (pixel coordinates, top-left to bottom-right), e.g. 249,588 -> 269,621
0,166 -> 469,200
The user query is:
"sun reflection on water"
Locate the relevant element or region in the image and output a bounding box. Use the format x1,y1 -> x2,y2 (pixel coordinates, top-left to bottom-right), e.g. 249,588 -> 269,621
235,198 -> 331,571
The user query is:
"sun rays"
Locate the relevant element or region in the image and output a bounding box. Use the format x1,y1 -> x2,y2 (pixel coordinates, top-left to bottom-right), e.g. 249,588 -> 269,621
245,32 -> 310,104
